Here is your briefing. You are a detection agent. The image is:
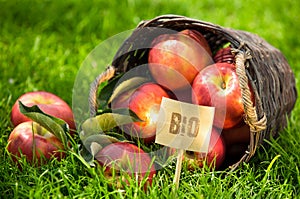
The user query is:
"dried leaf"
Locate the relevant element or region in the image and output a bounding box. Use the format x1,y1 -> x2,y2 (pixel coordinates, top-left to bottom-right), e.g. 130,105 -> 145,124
81,109 -> 142,137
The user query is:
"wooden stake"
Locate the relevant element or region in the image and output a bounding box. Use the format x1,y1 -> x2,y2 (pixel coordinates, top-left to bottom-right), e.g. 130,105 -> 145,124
173,149 -> 184,189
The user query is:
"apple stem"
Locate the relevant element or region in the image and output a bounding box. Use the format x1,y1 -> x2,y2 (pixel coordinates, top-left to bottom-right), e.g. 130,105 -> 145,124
221,81 -> 226,89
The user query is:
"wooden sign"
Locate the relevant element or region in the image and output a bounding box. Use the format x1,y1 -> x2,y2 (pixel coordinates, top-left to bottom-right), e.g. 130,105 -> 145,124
155,97 -> 215,189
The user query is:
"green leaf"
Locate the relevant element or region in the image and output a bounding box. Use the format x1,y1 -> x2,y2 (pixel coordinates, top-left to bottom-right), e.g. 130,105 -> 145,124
213,42 -> 232,55
80,109 -> 142,137
108,76 -> 150,104
97,108 -> 142,119
78,144 -> 94,167
105,131 -> 128,141
97,73 -> 123,109
84,134 -> 120,152
222,42 -> 231,48
79,134 -> 123,167
18,101 -> 68,147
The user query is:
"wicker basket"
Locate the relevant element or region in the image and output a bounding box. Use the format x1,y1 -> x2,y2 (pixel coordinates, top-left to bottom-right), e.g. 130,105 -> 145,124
88,15 -> 297,169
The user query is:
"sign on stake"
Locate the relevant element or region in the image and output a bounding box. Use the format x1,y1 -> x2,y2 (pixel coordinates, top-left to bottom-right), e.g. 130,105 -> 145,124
155,97 -> 215,189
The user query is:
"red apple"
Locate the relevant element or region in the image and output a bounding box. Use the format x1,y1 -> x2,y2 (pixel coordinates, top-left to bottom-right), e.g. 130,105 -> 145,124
222,122 -> 250,164
213,46 -> 234,64
11,91 -> 76,132
184,128 -> 226,170
222,122 -> 250,145
110,88 -> 135,110
169,86 -> 193,103
192,62 -> 252,129
225,143 -> 248,164
7,121 -> 65,165
148,30 -> 213,90
111,82 -> 170,144
95,142 -> 156,190
180,29 -> 212,57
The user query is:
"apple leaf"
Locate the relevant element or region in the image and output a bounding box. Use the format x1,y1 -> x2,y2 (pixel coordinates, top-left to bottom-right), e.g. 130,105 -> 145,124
97,73 -> 123,109
78,144 -> 94,167
97,107 -> 141,117
108,76 -> 150,104
213,42 -> 232,54
105,131 -> 128,141
222,42 -> 231,48
83,134 -> 120,153
18,101 -> 68,147
80,108 -> 142,137
79,134 -> 124,166
79,107 -> 141,166
90,142 -> 102,157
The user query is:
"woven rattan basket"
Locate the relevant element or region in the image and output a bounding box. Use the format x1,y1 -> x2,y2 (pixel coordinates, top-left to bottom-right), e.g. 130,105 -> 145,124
88,15 -> 297,169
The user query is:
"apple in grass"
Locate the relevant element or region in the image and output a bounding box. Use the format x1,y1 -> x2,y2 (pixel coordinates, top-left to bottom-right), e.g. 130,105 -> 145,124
11,91 -> 76,133
148,29 -> 213,90
95,142 -> 156,190
7,121 -> 65,165
111,82 -> 170,144
192,62 -> 254,129
184,127 -> 226,170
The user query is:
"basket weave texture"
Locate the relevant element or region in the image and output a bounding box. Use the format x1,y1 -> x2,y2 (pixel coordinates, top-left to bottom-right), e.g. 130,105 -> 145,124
89,15 -> 297,169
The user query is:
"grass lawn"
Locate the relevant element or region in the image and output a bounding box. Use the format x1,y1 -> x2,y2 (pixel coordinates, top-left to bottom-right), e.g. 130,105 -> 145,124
0,0 -> 299,198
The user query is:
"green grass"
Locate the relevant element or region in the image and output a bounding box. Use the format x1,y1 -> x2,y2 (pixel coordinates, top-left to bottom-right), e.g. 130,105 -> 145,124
0,0 -> 300,198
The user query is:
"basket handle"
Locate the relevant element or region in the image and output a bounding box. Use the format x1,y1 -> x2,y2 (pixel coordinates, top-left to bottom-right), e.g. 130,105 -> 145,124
233,49 -> 267,166
89,65 -> 116,117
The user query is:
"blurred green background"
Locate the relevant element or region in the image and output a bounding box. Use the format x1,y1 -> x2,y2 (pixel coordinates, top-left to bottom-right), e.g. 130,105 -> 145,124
1,0 -> 299,104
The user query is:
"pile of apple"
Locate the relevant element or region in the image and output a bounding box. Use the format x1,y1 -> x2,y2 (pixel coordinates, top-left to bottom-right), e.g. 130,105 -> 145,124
6,91 -> 157,189
7,91 -> 75,165
89,29 -> 254,189
106,29 -> 253,172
